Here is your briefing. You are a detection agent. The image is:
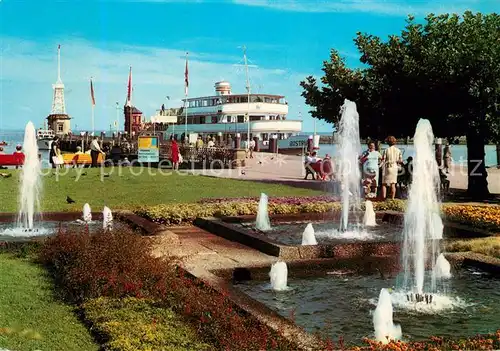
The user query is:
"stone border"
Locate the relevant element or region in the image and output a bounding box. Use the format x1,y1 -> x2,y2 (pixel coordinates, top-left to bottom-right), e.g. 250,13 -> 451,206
203,256 -> 399,350
445,252 -> 500,276
181,265 -> 321,351
0,211 -> 175,237
213,255 -> 400,282
221,211 -> 394,224
194,211 -> 493,260
114,210 -> 168,236
194,216 -> 401,259
0,212 -> 103,223
379,211 -> 494,238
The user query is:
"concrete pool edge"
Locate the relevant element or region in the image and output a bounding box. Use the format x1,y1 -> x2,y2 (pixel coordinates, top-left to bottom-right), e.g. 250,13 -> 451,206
193,211 -> 497,260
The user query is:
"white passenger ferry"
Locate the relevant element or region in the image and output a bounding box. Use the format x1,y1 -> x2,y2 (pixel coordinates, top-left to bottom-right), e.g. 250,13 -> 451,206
36,129 -> 55,150
151,81 -> 318,152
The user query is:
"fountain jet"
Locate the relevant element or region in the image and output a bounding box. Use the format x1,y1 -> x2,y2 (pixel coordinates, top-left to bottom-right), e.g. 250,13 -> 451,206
83,203 -> 92,222
255,193 -> 271,231
301,223 -> 317,245
17,122 -> 42,230
269,261 -> 288,291
373,288 -> 402,343
401,119 -> 445,295
102,206 -> 113,230
337,100 -> 362,232
434,253 -> 452,280
363,200 -> 377,227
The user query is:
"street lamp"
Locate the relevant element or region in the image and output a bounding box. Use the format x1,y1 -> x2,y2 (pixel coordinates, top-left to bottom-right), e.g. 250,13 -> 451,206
115,102 -> 120,133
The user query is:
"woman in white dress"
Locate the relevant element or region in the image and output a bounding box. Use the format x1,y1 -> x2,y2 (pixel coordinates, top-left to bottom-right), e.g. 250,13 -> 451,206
381,136 -> 403,200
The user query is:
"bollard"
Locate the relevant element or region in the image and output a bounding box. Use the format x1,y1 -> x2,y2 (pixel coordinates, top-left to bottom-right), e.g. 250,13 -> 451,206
235,133 -> 241,149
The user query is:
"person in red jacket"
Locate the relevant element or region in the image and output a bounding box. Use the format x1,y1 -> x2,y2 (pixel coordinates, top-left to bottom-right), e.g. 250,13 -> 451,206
170,136 -> 180,170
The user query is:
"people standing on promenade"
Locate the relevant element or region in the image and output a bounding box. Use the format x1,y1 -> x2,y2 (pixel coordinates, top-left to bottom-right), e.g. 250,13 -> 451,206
381,136 -> 403,200
90,136 -> 105,168
195,136 -> 204,149
360,142 -> 382,197
171,136 -> 180,170
248,139 -> 255,159
49,137 -> 62,169
443,142 -> 452,173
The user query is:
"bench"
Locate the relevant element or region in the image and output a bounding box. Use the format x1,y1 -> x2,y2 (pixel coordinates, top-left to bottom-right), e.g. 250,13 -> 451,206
0,153 -> 25,166
304,160 -> 334,180
62,153 -> 104,166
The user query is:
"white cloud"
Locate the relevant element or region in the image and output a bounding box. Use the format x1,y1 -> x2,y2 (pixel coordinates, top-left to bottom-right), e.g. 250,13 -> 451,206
0,37 -> 320,132
231,0 -> 480,16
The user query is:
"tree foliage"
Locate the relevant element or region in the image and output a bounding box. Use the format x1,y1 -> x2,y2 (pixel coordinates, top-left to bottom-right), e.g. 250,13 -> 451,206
301,11 -> 500,198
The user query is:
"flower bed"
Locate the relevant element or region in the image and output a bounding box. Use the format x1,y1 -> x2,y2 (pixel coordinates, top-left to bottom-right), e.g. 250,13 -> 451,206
442,205 -> 500,232
355,332 -> 500,351
136,199 -> 406,225
198,195 -> 340,205
137,198 -> 500,232
39,228 -> 296,350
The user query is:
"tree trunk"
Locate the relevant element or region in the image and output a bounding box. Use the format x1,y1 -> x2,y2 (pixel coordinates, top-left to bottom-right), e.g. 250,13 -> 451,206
466,130 -> 490,199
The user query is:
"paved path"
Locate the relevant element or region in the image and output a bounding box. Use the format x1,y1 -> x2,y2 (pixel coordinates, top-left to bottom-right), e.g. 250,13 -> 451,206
150,225 -> 275,271
187,152 -> 500,195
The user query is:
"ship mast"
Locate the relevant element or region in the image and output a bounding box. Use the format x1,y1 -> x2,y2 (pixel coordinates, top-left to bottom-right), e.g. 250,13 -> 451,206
243,46 -> 251,148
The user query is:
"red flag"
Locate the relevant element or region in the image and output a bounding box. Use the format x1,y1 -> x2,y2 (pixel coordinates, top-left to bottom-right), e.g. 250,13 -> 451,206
90,78 -> 95,106
127,66 -> 132,103
184,53 -> 189,97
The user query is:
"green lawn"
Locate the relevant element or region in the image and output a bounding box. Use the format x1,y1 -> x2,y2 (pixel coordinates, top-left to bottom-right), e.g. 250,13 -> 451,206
0,254 -> 98,351
0,168 -> 322,212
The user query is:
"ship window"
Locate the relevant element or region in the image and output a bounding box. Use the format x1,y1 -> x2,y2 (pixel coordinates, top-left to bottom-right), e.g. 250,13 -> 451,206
57,123 -> 63,132
200,116 -> 205,124
237,115 -> 245,123
211,116 -> 218,123
240,96 -> 248,103
203,100 -> 208,107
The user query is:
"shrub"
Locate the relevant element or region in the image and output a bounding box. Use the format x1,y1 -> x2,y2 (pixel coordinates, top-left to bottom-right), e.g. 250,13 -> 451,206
38,227 -> 177,304
442,205 -> 500,232
39,228 -> 295,350
83,297 -> 211,351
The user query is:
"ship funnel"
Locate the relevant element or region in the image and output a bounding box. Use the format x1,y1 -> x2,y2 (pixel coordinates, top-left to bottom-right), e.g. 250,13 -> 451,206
215,81 -> 231,96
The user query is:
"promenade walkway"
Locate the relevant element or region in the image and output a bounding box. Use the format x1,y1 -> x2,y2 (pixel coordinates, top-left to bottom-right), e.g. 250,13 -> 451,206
189,152 -> 500,200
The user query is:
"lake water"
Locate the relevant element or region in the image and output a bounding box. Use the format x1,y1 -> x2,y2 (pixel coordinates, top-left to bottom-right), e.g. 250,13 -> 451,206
0,130 -> 50,167
1,130 -> 498,167
318,143 -> 499,167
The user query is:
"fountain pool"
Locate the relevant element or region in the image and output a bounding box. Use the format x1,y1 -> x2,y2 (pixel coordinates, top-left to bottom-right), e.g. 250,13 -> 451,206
237,267 -> 500,345
0,220 -> 128,241
238,220 -> 401,245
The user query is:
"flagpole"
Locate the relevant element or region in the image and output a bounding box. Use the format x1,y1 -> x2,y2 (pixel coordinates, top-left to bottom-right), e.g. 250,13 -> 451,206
243,46 -> 251,149
184,52 -> 189,142
115,102 -> 119,134
90,77 -> 95,135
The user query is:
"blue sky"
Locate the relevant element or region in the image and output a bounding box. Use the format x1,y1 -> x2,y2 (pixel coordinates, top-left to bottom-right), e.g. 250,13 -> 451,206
0,0 -> 497,133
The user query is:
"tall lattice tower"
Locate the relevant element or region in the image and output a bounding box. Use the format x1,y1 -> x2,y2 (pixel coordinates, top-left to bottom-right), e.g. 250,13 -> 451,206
47,45 -> 71,135
52,45 -> 66,114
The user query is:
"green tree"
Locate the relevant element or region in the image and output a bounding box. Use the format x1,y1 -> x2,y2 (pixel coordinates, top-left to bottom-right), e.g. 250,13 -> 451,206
301,11 -> 500,199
